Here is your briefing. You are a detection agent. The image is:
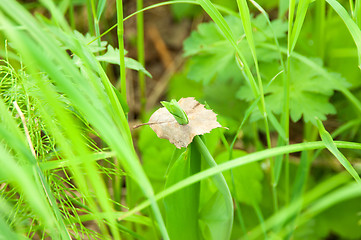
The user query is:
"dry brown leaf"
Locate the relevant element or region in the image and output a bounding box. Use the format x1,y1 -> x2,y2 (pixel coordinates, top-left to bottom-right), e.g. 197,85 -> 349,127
145,97 -> 223,149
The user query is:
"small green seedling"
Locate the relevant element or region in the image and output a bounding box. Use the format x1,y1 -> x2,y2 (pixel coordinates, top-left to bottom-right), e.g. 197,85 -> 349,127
161,99 -> 189,125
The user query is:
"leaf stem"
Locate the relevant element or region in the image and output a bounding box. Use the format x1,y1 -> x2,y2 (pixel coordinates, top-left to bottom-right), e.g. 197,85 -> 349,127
137,0 -> 146,116
194,135 -> 233,238
116,0 -> 127,100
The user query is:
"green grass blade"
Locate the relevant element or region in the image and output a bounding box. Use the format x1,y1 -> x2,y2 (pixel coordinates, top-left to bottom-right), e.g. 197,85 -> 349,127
289,0 -> 310,54
316,119 -> 361,183
120,140 -> 361,219
326,0 -> 361,67
116,0 -> 127,100
0,0 -> 168,238
137,0 -> 146,114
96,0 -> 106,20
0,211 -> 29,240
196,0 -> 259,98
250,172 -> 353,239
39,0 -> 71,32
0,142 -> 64,238
279,182 -> 361,238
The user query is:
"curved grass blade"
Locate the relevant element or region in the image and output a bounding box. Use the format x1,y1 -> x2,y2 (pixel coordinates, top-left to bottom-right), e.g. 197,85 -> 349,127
119,140 -> 361,220
326,0 -> 361,67
316,119 -> 361,183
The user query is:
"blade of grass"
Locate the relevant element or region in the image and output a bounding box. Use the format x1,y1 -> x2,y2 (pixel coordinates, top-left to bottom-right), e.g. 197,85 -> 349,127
326,0 -> 361,67
288,0 -> 311,54
355,0 -> 361,27
236,0 -> 277,211
315,0 -> 326,59
118,140 -> 361,220
90,0 -> 103,48
137,0 -> 146,115
195,0 -> 261,99
278,181 -> 361,238
0,198 -> 31,240
116,0 -> 127,100
249,172 -> 353,239
39,0 -> 71,33
0,1 -> 168,238
316,119 -> 361,183
88,1 -> 238,46
0,137 -> 65,238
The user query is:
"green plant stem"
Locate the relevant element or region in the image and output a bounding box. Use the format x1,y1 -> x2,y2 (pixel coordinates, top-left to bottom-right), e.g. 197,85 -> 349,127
87,1 -> 237,46
116,0 -> 127,100
315,0 -> 326,59
285,123 -> 317,239
137,0 -> 146,116
350,0 -> 355,16
194,136 -> 233,238
90,0 -> 101,48
253,203 -> 268,240
86,0 -> 94,35
283,55 -> 290,206
279,0 -> 289,18
236,0 -> 277,212
69,0 -> 75,29
355,0 -> 361,27
280,0 -> 297,208
189,142 -> 201,238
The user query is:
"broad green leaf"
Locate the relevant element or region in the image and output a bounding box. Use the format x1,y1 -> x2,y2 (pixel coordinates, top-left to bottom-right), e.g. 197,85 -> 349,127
238,59 -> 349,123
183,16 -> 245,84
195,136 -> 233,240
315,197 -> 361,239
183,15 -> 287,85
96,45 -> 152,77
73,31 -> 107,53
199,191 -> 232,240
164,149 -> 200,240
